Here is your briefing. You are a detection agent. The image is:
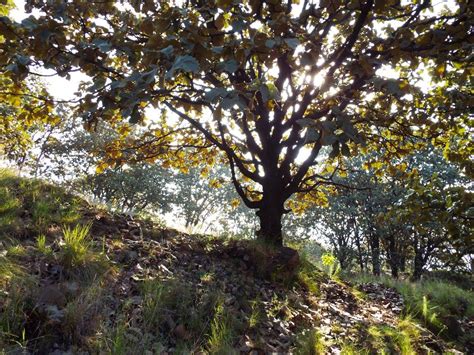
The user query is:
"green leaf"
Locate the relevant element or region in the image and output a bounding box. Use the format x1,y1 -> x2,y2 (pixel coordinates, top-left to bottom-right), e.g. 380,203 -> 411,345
205,87 -> 229,102
266,82 -> 281,101
304,128 -> 320,144
284,38 -> 299,49
265,39 -> 276,48
160,45 -> 174,57
300,52 -> 314,66
321,132 -> 337,146
166,55 -> 200,79
296,118 -> 317,127
222,95 -> 246,110
129,106 -> 141,124
21,17 -> 38,30
222,59 -> 239,74
92,39 -> 112,52
322,120 -> 337,132
211,46 -> 224,54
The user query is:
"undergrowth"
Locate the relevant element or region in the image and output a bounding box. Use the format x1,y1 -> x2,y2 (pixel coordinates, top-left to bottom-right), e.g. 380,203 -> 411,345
348,273 -> 474,346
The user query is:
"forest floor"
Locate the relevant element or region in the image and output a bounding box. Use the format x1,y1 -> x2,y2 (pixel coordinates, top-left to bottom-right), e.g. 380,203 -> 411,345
0,169 -> 472,354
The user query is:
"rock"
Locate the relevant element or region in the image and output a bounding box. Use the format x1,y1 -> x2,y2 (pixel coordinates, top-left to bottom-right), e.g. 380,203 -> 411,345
44,304 -> 65,323
36,285 -> 67,307
441,315 -> 464,339
125,250 -> 138,262
129,296 -> 142,305
225,296 -> 236,305
275,247 -> 300,271
62,282 -> 79,296
173,324 -> 191,340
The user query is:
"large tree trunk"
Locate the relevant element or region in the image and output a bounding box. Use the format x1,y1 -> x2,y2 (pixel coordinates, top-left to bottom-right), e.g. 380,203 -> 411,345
256,203 -> 284,247
255,175 -> 286,247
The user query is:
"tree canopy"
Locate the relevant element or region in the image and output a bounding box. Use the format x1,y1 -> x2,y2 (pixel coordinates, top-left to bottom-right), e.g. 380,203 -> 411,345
0,0 -> 472,245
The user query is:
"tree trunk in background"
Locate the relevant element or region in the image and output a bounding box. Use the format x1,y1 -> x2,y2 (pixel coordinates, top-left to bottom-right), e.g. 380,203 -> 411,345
399,249 -> 406,273
387,235 -> 399,278
412,233 -> 424,281
370,233 -> 381,276
354,227 -> 364,272
412,251 -> 424,281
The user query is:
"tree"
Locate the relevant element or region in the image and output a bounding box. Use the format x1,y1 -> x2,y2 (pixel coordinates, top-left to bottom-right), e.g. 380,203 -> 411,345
173,165 -> 257,234
296,146 -> 472,277
76,163 -> 174,214
1,0 -> 471,246
389,169 -> 473,280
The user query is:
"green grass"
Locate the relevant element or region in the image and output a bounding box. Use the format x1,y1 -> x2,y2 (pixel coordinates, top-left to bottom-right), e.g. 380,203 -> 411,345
206,300 -> 237,354
295,329 -> 326,355
340,343 -> 369,355
0,168 -> 84,238
62,278 -> 107,344
367,316 -> 419,354
348,273 -> 474,345
0,257 -> 36,352
0,171 -> 113,352
138,278 -> 241,352
0,170 -> 22,236
248,298 -> 262,329
36,234 -> 52,256
60,223 -> 93,267
296,253 -> 324,295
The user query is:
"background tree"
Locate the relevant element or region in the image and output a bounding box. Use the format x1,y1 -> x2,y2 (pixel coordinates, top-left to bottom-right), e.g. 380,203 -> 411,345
297,147 -> 472,278
75,163 -> 174,214
0,0 -> 471,246
173,165 -> 257,234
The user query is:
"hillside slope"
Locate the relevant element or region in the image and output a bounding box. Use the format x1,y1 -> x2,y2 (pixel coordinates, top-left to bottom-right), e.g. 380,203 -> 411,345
0,170 -> 466,354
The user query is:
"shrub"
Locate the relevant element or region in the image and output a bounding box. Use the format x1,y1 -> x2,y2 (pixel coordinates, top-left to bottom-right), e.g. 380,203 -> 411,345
36,235 -> 52,256
321,252 -> 340,278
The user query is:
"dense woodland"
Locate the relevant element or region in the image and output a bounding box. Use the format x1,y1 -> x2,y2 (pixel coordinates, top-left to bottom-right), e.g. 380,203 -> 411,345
0,0 -> 473,353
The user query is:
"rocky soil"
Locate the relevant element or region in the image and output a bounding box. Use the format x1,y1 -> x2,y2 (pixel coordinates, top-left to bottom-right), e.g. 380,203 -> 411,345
2,207 -> 459,354
87,211 -> 449,354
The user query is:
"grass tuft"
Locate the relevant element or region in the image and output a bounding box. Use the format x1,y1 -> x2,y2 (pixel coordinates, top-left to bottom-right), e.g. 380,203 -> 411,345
206,300 -> 237,354
60,223 -> 93,267
36,234 -> 52,256
295,329 -> 326,355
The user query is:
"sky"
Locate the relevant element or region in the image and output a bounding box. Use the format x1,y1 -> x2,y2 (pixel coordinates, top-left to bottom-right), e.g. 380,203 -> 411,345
10,0 -> 91,100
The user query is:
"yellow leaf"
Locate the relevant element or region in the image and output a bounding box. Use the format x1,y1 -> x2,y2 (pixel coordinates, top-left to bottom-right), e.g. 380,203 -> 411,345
435,63 -> 446,77
230,198 -> 240,209
96,162 -> 108,174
